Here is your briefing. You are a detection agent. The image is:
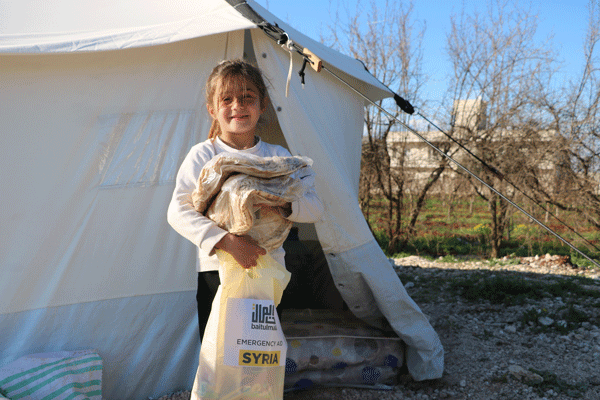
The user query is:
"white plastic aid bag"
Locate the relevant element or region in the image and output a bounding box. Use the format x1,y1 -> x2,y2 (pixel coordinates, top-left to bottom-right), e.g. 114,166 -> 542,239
191,251 -> 291,400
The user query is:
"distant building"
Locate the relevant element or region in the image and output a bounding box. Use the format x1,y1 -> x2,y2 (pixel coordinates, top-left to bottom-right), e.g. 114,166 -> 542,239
451,98 -> 487,133
383,99 -> 575,195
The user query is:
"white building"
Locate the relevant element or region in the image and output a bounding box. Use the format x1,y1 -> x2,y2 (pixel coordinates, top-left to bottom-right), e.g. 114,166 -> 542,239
384,99 -> 571,194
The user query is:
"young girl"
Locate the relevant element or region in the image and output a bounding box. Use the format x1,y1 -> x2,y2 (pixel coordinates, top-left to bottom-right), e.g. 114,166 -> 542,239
167,59 -> 324,341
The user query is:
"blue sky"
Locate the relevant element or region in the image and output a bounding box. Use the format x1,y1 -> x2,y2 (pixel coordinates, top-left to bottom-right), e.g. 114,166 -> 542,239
253,0 -> 592,108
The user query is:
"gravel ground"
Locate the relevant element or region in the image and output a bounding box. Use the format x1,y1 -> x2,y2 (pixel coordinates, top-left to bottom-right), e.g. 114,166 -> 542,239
155,254 -> 600,400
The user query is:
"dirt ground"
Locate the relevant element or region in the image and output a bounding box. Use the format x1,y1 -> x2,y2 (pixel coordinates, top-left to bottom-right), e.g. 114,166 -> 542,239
156,254 -> 600,400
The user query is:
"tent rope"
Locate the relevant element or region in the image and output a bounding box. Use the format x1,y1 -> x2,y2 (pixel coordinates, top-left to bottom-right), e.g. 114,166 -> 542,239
280,35 -> 294,97
226,0 -> 600,268
415,110 -> 600,255
320,65 -> 600,268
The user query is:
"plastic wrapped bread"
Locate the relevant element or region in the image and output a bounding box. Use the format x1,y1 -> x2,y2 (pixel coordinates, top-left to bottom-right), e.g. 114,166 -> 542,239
192,152 -> 313,252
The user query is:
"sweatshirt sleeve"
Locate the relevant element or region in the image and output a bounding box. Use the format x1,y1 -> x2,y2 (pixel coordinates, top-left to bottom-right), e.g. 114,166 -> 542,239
167,145 -> 228,255
287,165 -> 325,223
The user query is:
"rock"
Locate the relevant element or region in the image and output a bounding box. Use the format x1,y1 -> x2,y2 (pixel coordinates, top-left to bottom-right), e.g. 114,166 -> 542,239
508,365 -> 544,384
538,316 -> 554,326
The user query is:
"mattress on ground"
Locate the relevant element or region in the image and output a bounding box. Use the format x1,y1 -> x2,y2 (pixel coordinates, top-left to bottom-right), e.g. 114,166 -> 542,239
281,309 -> 405,390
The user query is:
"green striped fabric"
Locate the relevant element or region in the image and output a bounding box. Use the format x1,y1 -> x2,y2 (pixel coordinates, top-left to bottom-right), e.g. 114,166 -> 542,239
0,350 -> 102,400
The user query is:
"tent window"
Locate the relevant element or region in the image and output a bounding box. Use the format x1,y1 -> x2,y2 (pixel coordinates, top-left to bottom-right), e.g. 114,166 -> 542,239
98,111 -> 197,188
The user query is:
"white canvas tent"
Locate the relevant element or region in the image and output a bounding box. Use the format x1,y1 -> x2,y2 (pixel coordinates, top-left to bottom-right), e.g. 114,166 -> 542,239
0,1 -> 443,399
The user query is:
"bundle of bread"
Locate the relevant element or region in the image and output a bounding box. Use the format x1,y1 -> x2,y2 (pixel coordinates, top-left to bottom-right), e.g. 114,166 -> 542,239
192,152 -> 313,252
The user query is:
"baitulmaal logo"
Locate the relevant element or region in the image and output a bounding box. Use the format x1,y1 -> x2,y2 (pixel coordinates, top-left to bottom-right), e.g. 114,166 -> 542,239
251,303 -> 278,331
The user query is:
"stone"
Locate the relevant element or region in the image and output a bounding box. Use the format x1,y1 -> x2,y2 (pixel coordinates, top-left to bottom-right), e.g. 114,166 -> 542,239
538,316 -> 554,326
508,365 -> 544,384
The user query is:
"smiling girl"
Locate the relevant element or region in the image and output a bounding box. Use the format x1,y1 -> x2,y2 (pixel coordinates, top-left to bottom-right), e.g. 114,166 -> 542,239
167,59 -> 324,341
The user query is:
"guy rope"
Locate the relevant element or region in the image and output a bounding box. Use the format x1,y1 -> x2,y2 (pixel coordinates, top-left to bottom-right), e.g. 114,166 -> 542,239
227,0 -> 600,268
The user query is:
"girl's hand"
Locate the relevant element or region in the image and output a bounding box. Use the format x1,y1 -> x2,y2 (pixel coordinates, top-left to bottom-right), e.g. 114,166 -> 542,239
215,233 -> 266,268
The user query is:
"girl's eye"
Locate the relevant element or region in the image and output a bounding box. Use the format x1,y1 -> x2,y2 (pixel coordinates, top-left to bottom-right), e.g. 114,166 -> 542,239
219,92 -> 258,106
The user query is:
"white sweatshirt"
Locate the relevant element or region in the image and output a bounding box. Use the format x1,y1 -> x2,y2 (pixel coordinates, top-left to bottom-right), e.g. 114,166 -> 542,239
167,136 -> 324,272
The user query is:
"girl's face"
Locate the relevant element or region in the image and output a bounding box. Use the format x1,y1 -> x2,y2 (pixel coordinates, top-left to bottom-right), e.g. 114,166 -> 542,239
208,78 -> 265,141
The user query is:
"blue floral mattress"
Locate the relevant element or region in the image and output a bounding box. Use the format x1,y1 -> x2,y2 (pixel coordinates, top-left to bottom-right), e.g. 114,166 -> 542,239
281,309 -> 405,391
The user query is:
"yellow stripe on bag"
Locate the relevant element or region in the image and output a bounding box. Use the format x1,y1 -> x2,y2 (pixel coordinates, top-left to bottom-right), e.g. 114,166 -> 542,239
238,350 -> 281,366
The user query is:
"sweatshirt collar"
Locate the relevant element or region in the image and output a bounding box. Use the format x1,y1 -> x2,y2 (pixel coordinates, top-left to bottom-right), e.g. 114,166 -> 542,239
214,136 -> 262,154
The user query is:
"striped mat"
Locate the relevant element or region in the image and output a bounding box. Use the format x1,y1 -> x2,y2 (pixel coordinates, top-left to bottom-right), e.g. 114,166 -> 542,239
0,350 -> 102,400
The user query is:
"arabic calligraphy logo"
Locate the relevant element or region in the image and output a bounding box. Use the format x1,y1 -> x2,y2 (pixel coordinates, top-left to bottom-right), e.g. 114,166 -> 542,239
251,303 -> 278,330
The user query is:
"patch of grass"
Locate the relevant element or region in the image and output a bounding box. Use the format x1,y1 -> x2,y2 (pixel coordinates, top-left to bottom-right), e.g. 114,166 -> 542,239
519,307 -> 585,334
490,373 -> 509,384
376,229 -> 600,266
486,257 -> 521,267
546,278 -> 600,299
560,304 -> 590,325
365,194 -> 600,265
572,252 -> 600,269
521,308 -> 547,329
438,255 -> 459,263
449,272 -> 599,306
444,272 -> 599,333
449,274 -> 547,306
379,233 -> 485,258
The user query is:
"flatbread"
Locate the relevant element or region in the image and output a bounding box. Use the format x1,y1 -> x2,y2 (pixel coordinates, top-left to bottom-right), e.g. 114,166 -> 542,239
192,152 -> 313,251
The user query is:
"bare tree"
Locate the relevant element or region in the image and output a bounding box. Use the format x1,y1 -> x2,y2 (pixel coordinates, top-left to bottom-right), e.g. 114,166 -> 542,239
445,0 -> 558,257
538,0 -> 600,236
328,0 -> 446,252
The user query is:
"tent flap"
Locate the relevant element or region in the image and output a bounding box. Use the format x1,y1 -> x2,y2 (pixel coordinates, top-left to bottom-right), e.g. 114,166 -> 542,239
252,30 -> 444,380
326,241 -> 444,381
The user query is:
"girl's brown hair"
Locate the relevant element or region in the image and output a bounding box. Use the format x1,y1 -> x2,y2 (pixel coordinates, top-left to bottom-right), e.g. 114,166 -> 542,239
206,59 -> 269,140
